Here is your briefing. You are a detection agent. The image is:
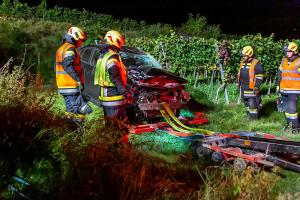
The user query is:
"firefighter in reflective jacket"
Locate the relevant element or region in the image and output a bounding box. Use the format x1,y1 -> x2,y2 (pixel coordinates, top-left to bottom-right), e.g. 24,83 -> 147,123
55,26 -> 90,123
94,30 -> 130,120
238,46 -> 264,119
276,42 -> 300,133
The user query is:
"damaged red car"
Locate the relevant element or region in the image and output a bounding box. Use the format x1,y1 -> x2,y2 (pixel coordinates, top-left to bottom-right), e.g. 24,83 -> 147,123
79,45 -> 190,122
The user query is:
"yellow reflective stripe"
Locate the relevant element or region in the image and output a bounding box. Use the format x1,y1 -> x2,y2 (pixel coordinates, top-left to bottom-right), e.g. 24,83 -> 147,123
285,112 -> 298,119
64,51 -> 75,58
285,113 -> 298,117
248,108 -> 258,114
248,108 -> 258,111
255,75 -> 263,80
99,95 -> 124,101
99,96 -> 124,101
65,51 -> 75,55
281,88 -> 300,91
57,86 -> 78,88
99,51 -> 116,87
244,91 -> 254,94
107,58 -> 118,64
255,74 -> 264,77
99,87 -> 123,101
100,58 -> 107,85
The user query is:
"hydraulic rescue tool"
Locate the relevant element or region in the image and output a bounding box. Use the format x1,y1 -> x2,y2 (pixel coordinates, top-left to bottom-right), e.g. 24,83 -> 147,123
128,102 -> 300,173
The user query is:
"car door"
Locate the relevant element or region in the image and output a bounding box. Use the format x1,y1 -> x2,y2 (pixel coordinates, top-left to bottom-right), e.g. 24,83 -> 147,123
79,46 -> 101,106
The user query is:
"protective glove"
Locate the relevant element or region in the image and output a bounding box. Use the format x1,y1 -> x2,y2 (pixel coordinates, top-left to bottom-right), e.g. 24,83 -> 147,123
77,81 -> 84,91
124,92 -> 134,104
253,87 -> 260,95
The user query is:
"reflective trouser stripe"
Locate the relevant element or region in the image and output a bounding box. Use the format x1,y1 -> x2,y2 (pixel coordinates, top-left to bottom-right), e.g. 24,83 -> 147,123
56,71 -> 68,74
285,112 -> 298,120
282,77 -> 300,81
280,89 -> 300,94
243,91 -> 256,97
100,100 -> 124,106
99,87 -> 124,101
281,70 -> 298,73
244,94 -> 256,97
244,91 -> 254,94
58,88 -> 79,94
248,108 -> 258,114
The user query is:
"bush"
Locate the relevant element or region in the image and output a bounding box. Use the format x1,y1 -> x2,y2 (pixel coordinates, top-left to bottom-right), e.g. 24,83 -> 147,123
0,1 -> 175,39
180,13 -> 221,39
0,18 -> 69,82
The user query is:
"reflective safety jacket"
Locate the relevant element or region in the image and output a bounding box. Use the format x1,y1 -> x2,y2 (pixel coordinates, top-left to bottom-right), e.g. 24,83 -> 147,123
55,42 -> 81,95
238,58 -> 264,97
278,57 -> 300,94
94,49 -> 127,106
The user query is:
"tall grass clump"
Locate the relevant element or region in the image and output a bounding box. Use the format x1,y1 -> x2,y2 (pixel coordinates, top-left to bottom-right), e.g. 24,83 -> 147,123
0,57 -> 76,199
198,166 -> 280,200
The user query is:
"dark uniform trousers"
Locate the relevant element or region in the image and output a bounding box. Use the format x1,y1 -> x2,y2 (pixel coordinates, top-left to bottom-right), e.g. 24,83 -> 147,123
242,90 -> 261,119
281,93 -> 299,129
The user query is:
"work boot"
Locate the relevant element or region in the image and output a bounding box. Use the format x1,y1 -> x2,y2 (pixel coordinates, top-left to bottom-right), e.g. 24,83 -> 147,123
282,123 -> 300,134
292,129 -> 300,134
291,125 -> 300,134
283,122 -> 292,133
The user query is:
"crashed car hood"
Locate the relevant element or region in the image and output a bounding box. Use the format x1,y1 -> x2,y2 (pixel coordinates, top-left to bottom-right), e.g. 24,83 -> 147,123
128,66 -> 188,84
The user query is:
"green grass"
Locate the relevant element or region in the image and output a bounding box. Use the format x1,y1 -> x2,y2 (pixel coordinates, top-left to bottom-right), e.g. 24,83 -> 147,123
34,84 -> 300,197
189,84 -> 300,196
191,83 -> 300,140
127,83 -> 300,197
3,77 -> 300,198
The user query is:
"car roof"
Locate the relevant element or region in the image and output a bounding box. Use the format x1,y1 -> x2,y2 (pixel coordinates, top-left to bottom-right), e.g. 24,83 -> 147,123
79,44 -> 147,55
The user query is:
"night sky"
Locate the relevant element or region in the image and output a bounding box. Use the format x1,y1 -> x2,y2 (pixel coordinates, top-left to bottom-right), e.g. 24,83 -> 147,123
20,0 -> 300,39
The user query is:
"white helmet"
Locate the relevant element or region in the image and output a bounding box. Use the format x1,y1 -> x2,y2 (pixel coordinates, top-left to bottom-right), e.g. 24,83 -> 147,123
67,26 -> 87,42
104,30 -> 125,49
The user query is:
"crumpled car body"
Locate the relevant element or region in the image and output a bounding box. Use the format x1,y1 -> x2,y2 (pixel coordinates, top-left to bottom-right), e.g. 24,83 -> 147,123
79,45 -> 190,121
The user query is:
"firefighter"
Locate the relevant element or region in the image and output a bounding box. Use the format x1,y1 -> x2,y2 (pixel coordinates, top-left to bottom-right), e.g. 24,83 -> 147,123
94,30 -> 131,121
276,42 -> 300,133
238,46 -> 264,119
55,26 -> 91,124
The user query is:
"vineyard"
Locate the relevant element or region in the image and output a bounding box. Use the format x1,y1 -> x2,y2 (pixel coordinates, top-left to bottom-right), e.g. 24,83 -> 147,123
1,1 -> 299,85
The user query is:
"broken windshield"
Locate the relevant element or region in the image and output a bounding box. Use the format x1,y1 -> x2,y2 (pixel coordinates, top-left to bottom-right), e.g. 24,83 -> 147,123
120,52 -> 162,69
